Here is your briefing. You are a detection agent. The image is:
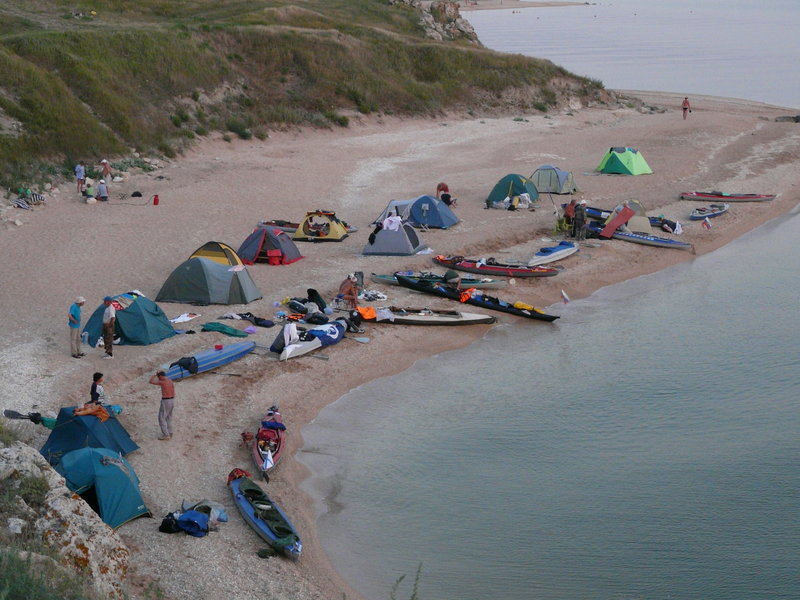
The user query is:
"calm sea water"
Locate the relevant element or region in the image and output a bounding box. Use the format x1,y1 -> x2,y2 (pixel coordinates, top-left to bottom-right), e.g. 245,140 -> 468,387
299,3 -> 800,599
302,208 -> 800,600
467,0 -> 800,109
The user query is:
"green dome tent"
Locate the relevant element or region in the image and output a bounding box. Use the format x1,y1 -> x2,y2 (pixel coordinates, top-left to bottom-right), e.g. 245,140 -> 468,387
82,293 -> 175,348
596,147 -> 653,175
55,447 -> 150,529
156,257 -> 262,305
530,165 -> 579,194
485,174 -> 539,208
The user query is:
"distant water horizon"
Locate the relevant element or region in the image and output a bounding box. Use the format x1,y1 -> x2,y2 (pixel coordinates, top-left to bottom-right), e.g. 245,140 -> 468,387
466,0 -> 800,109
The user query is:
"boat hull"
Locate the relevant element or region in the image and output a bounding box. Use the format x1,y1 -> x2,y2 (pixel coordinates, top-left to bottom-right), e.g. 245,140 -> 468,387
527,241 -> 579,266
367,306 -> 496,326
395,275 -> 559,322
689,203 -> 730,220
229,476 -> 302,560
433,255 -> 558,278
369,272 -> 507,289
679,192 -> 775,202
586,222 -> 694,250
164,341 -> 256,381
250,410 -> 285,478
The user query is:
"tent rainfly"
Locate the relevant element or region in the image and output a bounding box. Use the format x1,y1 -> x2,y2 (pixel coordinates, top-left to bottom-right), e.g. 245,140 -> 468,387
530,165 -> 579,194
372,195 -> 459,229
82,293 -> 175,348
189,241 -> 244,266
55,447 -> 150,529
596,147 -> 653,175
362,222 -> 428,255
238,227 -> 304,265
485,174 -> 539,208
156,257 -> 262,305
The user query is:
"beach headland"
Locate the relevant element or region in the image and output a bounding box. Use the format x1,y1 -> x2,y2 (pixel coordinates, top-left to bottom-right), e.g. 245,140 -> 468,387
2,91 -> 799,600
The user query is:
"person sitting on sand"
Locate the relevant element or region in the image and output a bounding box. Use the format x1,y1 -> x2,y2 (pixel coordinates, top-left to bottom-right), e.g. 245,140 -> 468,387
437,182 -> 457,207
338,273 -> 360,308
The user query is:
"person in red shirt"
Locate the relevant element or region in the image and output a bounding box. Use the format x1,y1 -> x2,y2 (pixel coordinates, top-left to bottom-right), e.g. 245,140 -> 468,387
149,370 -> 176,440
564,198 -> 577,235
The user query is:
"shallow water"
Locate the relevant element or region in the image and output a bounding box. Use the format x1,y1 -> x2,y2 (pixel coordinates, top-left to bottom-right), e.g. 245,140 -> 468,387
301,207 -> 800,600
467,0 -> 800,109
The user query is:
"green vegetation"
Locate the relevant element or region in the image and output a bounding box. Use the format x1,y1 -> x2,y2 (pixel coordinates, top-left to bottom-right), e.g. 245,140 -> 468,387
0,0 -> 605,189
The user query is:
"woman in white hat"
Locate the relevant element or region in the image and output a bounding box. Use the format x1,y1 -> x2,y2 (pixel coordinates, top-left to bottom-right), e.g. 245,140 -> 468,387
573,199 -> 588,240
100,159 -> 111,182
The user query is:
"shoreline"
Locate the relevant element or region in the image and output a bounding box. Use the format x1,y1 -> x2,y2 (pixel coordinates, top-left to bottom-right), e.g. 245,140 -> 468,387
2,91 -> 799,600
457,0 -> 586,12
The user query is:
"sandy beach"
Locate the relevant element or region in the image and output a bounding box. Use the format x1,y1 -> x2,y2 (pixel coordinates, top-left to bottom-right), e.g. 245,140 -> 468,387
2,90 -> 799,599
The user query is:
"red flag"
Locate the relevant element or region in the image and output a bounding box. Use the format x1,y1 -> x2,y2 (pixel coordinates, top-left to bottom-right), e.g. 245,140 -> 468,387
702,217 -> 712,230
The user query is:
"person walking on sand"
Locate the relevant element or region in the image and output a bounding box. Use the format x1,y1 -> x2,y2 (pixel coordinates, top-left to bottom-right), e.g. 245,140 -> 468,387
75,161 -> 86,194
149,370 -> 175,440
68,296 -> 86,358
682,97 -> 692,120
101,296 -> 116,359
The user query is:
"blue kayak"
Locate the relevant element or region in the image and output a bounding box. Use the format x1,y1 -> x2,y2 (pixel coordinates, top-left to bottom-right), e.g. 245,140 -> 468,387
164,341 -> 256,381
586,222 -> 694,250
229,474 -> 302,560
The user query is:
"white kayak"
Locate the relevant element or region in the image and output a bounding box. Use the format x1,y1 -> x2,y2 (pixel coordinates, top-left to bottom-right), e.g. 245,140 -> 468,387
527,241 -> 579,266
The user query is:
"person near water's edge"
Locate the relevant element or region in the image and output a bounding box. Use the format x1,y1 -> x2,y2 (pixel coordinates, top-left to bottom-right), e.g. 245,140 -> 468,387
682,97 -> 692,120
149,371 -> 175,440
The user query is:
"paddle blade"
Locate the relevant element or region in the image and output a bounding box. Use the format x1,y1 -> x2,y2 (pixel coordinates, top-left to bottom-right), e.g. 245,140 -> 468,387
3,409 -> 29,420
353,337 -> 370,343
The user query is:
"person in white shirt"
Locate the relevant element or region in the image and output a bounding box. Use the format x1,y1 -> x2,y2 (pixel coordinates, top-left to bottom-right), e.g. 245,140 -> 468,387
101,296 -> 116,359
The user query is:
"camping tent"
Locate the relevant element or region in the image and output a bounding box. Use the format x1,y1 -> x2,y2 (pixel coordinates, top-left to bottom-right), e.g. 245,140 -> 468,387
530,165 -> 579,194
596,147 -> 653,175
156,257 -> 262,305
292,210 -> 349,242
82,293 -> 175,348
238,227 -> 304,265
485,174 -> 539,208
604,199 -> 653,234
362,223 -> 428,255
55,447 -> 150,529
40,407 -> 139,466
189,241 -> 244,266
372,196 -> 460,229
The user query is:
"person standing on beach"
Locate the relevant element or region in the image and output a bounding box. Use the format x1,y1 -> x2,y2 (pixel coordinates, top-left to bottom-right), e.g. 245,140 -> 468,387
100,159 -> 111,183
75,161 -> 86,194
573,200 -> 587,240
149,370 -> 175,440
682,97 -> 692,120
101,296 -> 116,359
68,296 -> 86,358
564,198 -> 576,236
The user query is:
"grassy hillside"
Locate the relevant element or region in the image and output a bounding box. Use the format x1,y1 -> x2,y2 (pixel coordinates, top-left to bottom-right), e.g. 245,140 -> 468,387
0,0 -> 605,189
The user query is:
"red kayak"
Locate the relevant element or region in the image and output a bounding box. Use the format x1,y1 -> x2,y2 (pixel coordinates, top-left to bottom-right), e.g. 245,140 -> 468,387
433,255 -> 558,278
679,191 -> 775,202
250,406 -> 286,479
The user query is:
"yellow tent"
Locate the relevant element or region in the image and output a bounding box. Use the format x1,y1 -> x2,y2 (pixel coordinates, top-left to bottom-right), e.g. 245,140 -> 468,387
189,241 -> 244,266
292,211 -> 349,242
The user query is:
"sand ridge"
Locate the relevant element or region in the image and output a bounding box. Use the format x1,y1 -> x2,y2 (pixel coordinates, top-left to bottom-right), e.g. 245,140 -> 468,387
2,91 -> 799,600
